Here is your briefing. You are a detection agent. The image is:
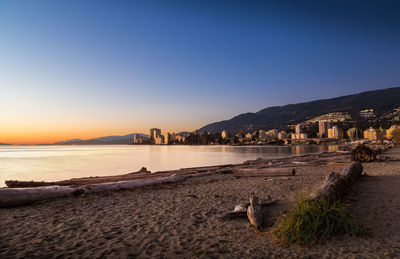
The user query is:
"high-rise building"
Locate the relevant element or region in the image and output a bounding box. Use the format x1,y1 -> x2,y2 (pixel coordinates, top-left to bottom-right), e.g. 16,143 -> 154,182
133,134 -> 139,144
328,126 -> 342,139
347,128 -> 360,140
149,128 -> 161,140
164,133 -> 171,144
154,135 -> 164,145
318,120 -> 330,138
221,130 -> 228,140
295,124 -> 302,135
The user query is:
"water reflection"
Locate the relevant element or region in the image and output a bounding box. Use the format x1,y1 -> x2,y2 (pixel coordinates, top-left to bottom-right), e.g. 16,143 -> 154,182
0,145 -> 342,187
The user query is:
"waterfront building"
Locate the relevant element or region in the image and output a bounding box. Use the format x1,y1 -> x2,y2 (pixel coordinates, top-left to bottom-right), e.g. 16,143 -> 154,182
175,135 -> 186,143
278,131 -> 287,140
164,133 -> 172,144
318,120 -> 330,138
245,133 -> 253,140
363,127 -> 382,141
133,134 -> 148,144
291,133 -> 307,140
259,130 -> 266,140
295,124 -> 302,135
347,128 -> 361,140
386,125 -> 400,140
149,128 -> 161,140
155,135 -> 164,145
266,129 -> 278,139
221,130 -> 228,140
328,126 -> 343,139
133,134 -> 139,144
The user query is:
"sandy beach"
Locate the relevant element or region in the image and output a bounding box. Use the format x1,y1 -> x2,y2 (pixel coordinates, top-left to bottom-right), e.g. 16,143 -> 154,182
1,147 -> 400,258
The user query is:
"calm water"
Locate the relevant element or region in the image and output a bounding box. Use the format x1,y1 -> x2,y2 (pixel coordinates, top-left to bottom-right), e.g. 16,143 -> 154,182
0,145 -> 342,187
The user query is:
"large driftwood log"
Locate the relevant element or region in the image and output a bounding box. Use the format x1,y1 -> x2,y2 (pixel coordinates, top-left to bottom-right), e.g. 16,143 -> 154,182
247,193 -> 263,230
233,168 -> 295,177
5,180 -> 74,188
0,176 -> 184,208
351,144 -> 376,162
5,167 -> 152,188
310,161 -> 363,202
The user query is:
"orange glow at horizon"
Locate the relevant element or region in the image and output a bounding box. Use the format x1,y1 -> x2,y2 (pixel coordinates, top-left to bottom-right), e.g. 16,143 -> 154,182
0,126 -> 194,145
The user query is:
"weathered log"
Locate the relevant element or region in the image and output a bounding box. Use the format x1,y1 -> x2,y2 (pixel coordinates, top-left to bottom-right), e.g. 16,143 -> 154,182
233,168 -> 295,177
247,193 -> 263,230
310,161 -> 363,202
351,144 -> 376,162
5,167 -> 155,188
5,180 -> 74,188
0,176 -> 184,208
220,196 -> 276,220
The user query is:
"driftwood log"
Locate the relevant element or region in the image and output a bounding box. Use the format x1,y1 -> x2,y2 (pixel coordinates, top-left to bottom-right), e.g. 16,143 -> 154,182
310,161 -> 363,202
247,193 -> 263,230
351,144 -> 376,162
220,195 -> 276,220
0,176 -> 184,208
233,168 -> 295,177
5,167 -> 153,188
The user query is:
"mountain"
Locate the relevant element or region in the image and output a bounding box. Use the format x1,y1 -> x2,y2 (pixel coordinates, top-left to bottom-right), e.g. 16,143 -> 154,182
0,143 -> 11,145
199,87 -> 400,133
176,131 -> 191,137
55,139 -> 84,145
55,133 -> 148,145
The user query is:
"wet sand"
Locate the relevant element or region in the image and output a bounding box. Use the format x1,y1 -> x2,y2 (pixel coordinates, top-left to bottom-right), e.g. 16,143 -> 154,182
1,147 -> 400,258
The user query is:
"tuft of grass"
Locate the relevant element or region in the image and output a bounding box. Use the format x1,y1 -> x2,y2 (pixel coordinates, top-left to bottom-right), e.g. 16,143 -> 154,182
273,196 -> 368,246
194,249 -> 207,256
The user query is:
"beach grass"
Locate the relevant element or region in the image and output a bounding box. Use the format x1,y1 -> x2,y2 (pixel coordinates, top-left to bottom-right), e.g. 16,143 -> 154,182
273,196 -> 367,246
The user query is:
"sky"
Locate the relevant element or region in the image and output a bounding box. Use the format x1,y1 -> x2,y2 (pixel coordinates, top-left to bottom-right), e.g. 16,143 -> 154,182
1,0 -> 400,144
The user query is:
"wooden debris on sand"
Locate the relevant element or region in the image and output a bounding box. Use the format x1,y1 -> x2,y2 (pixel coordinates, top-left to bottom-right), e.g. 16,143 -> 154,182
220,195 -> 276,220
233,168 -> 295,177
2,148 -> 382,208
247,192 -> 263,230
5,167 -> 152,188
310,161 -> 363,202
351,144 -> 376,163
0,176 -> 184,208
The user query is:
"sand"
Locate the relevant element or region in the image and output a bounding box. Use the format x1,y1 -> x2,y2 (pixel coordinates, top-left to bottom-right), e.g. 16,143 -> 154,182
1,147 -> 400,258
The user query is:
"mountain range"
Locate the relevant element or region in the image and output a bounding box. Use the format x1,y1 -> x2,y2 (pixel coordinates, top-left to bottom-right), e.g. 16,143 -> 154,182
55,131 -> 191,145
55,134 -> 148,145
199,87 -> 400,133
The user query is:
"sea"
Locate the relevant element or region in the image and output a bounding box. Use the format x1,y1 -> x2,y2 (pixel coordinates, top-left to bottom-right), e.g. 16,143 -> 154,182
0,144 -> 343,187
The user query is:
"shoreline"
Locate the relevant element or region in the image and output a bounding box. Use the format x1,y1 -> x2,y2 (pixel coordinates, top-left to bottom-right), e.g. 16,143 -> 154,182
0,143 -> 348,189
0,148 -> 354,207
0,146 -> 399,258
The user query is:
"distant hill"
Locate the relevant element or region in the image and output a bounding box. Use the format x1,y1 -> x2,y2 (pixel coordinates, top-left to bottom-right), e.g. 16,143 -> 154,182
199,87 -> 400,133
176,131 -> 191,137
55,139 -> 84,145
55,133 -> 148,145
0,143 -> 11,145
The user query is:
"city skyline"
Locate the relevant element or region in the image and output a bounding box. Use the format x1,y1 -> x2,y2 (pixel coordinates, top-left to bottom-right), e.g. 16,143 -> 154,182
1,0 -> 400,144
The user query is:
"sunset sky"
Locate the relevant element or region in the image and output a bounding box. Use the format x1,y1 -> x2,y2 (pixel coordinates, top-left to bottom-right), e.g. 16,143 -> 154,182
1,0 -> 400,144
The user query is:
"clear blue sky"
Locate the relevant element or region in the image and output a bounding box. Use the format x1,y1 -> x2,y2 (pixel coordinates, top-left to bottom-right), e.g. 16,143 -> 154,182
1,0 -> 399,143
